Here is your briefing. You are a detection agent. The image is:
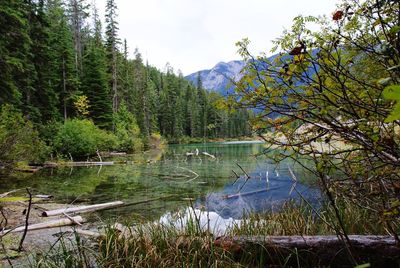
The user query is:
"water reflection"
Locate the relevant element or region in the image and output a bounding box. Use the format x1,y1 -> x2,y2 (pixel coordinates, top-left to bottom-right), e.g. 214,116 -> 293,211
160,171 -> 321,235
160,207 -> 241,236
200,176 -> 321,219
0,142 -> 321,223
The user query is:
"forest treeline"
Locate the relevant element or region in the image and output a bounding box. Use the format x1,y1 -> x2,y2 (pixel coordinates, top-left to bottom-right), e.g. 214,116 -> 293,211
0,0 -> 252,163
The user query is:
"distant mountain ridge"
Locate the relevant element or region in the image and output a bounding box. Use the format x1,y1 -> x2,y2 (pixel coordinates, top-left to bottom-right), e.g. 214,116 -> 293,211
185,60 -> 246,95
185,53 -> 280,95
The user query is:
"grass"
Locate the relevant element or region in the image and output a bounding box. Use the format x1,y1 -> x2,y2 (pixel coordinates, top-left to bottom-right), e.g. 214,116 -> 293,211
25,199 -> 396,268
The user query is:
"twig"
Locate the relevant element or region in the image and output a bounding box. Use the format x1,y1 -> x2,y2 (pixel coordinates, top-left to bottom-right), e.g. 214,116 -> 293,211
96,150 -> 102,163
236,163 -> 250,179
62,212 -> 83,226
18,188 -> 32,252
176,166 -> 199,182
237,177 -> 250,193
231,170 -> 240,185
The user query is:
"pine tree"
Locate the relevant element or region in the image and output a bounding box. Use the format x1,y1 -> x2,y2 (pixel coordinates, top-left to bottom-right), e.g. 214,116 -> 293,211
0,0 -> 31,108
28,0 -> 60,123
184,85 -> 199,137
197,74 -> 208,139
105,0 -> 120,113
67,0 -> 89,78
46,0 -> 77,121
81,6 -> 112,129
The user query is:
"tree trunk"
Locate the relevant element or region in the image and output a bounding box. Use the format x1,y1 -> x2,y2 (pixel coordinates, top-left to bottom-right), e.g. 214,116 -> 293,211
215,235 -> 400,267
3,216 -> 85,234
42,201 -> 124,217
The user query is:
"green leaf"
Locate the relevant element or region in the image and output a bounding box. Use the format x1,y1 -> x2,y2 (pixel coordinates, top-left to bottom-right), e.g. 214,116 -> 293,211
389,25 -> 400,35
383,85 -> 400,122
383,85 -> 400,100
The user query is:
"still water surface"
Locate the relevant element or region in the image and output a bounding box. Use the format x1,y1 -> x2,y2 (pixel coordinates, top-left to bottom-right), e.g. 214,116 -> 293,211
0,142 -> 320,223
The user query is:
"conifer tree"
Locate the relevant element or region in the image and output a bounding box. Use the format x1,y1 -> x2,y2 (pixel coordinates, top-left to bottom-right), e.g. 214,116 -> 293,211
0,0 -> 31,108
81,6 -> 112,129
46,0 -> 77,121
67,0 -> 89,77
28,0 -> 60,122
105,0 -> 120,113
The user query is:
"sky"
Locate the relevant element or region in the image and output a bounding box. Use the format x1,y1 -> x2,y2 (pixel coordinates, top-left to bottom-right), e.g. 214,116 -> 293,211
96,0 -> 338,75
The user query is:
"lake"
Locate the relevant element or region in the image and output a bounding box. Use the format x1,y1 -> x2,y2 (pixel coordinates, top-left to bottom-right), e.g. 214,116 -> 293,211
0,141 -> 321,225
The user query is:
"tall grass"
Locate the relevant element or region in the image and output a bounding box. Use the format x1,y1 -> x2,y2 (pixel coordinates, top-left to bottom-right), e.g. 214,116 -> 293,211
32,231 -> 96,268
30,200 -> 393,268
229,200 -> 391,237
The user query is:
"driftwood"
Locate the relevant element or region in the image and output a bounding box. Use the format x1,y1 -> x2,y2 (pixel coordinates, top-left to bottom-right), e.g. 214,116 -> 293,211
186,151 -> 215,159
35,194 -> 54,200
223,188 -> 278,199
62,161 -> 114,167
201,152 -> 216,159
215,235 -> 400,267
41,201 -> 124,217
44,161 -> 114,167
65,228 -> 103,238
2,216 -> 85,234
62,212 -> 83,226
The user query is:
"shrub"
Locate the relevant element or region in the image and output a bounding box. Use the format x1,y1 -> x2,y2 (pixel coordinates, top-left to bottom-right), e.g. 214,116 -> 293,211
54,119 -> 117,158
0,105 -> 49,165
113,104 -> 143,152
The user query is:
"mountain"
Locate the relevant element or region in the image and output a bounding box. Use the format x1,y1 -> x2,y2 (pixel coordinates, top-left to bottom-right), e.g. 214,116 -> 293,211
185,53 -> 281,95
185,60 -> 246,95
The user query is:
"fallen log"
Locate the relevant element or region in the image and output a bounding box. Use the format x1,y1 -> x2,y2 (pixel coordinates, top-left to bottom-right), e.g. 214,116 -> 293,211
215,235 -> 400,267
61,161 -> 114,166
201,152 -> 216,159
223,188 -> 280,199
2,216 -> 85,234
42,201 -> 124,217
35,194 -> 54,200
66,228 -> 103,238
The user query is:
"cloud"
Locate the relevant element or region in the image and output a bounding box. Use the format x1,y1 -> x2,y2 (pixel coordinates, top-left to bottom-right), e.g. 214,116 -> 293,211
95,0 -> 337,75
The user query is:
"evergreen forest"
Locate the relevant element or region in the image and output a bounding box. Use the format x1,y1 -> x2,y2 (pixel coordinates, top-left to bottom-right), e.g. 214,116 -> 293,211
0,0 -> 252,163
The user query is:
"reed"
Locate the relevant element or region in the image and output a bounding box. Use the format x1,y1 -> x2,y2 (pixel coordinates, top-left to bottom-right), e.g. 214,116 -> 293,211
30,200 -> 394,267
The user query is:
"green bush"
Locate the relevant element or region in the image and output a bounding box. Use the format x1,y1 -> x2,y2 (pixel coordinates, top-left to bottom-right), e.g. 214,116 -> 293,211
54,119 -> 117,158
113,104 -> 143,152
0,105 -> 49,165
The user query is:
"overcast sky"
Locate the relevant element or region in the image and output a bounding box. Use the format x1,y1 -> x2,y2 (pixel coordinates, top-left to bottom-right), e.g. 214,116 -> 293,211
95,0 -> 338,75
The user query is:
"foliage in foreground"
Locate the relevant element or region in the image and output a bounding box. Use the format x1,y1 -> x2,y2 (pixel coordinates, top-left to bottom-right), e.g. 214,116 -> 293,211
0,105 -> 48,166
231,0 -> 400,240
30,201 -> 394,268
